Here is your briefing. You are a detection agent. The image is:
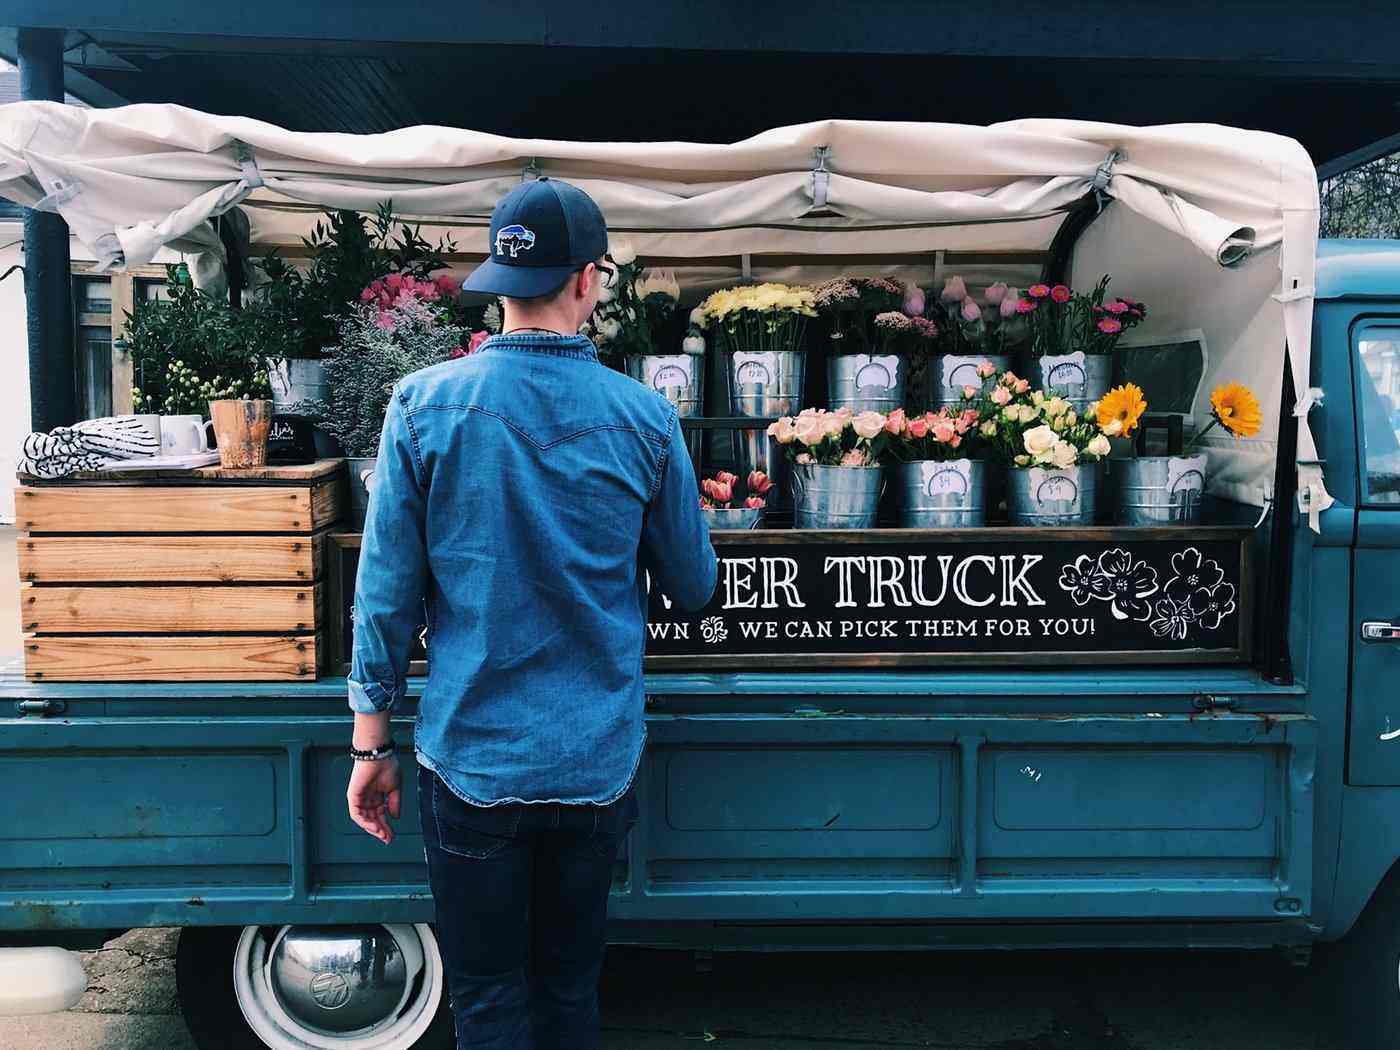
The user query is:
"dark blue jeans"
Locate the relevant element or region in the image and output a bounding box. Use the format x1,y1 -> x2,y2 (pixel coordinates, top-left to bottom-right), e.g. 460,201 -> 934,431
417,763 -> 639,1050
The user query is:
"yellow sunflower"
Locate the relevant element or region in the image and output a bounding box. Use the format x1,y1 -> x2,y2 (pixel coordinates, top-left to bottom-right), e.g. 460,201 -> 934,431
1209,382 -> 1262,439
1095,383 -> 1148,438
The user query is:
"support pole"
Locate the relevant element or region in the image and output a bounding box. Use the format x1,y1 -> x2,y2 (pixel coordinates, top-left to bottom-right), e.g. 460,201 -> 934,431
19,27 -> 77,432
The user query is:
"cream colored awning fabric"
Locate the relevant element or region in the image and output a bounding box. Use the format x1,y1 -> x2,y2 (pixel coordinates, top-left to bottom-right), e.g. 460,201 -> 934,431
0,101 -> 1325,516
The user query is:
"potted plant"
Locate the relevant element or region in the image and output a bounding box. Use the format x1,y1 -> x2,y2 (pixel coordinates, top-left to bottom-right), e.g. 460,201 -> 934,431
308,276 -> 473,528
978,371 -> 1114,526
1114,380 -> 1260,525
767,407 -> 890,529
253,203 -> 462,414
923,278 -> 1028,409
883,400 -> 994,528
125,263 -> 273,416
1019,276 -> 1148,413
699,470 -> 772,529
813,276 -> 932,413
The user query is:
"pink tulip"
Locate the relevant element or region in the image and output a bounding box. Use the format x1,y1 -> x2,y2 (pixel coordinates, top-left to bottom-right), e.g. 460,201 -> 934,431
941,276 -> 968,302
716,470 -> 739,487
902,287 -> 926,316
712,479 -> 734,503
999,290 -> 1021,319
747,470 -> 773,495
984,282 -> 1009,305
744,495 -> 766,509
960,297 -> 981,323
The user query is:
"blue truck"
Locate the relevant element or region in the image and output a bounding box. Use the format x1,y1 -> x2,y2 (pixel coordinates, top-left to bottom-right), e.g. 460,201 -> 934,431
2,242 -> 1398,1048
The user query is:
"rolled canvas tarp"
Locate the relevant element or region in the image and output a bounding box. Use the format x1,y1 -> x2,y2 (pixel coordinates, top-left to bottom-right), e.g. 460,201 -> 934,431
0,101 -> 1326,516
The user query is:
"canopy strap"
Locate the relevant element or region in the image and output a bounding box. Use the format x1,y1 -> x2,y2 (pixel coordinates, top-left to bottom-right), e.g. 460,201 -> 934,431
234,142 -> 264,190
522,158 -> 540,182
1091,150 -> 1120,211
811,145 -> 831,208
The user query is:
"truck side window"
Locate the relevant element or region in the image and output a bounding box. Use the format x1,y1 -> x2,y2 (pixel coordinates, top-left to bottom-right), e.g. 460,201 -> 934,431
1356,326 -> 1400,503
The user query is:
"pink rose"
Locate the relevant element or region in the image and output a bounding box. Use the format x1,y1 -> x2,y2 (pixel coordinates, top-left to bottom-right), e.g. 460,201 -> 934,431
902,287 -> 926,316
884,408 -> 907,435
1016,298 -> 1036,314
744,495 -> 766,509
1050,284 -> 1072,303
962,385 -> 978,400
908,417 -> 930,439
984,282 -> 1009,305
1027,284 -> 1050,299
941,276 -> 968,302
1014,378 -> 1031,393
991,386 -> 1012,406
931,419 -> 956,443
960,297 -> 981,323
976,361 -> 997,378
960,409 -> 980,428
747,470 -> 773,495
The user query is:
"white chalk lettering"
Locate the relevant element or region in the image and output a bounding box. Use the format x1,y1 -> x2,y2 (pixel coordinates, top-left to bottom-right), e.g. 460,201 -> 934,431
760,556 -> 805,609
952,555 -> 998,607
1000,554 -> 1046,607
722,557 -> 759,609
824,556 -> 867,608
867,555 -> 912,609
909,554 -> 954,607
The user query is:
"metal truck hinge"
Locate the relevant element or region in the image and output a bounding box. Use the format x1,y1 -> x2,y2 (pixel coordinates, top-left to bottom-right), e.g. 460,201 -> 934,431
15,698 -> 66,717
1192,694 -> 1237,712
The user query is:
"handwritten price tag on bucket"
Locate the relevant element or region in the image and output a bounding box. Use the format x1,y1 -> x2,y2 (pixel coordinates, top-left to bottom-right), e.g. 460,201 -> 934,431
1166,455 -> 1207,498
731,351 -> 778,386
940,355 -> 990,391
922,459 -> 973,496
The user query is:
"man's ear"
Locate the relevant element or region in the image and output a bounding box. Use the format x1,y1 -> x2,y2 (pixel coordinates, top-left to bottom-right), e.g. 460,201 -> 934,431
575,263 -> 596,301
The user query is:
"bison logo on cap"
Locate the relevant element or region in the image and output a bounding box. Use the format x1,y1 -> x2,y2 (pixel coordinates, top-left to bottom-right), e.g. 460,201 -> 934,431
495,224 -> 536,258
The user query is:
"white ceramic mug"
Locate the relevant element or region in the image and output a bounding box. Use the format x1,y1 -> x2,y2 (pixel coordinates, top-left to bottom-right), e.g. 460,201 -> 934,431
160,414 -> 216,455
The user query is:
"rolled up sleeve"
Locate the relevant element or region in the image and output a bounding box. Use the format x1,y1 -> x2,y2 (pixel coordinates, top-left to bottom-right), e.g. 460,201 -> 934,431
348,387 -> 428,715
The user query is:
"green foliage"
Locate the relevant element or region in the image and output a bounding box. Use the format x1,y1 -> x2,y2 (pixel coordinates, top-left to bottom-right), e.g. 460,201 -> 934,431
125,264 -> 271,415
307,301 -> 466,457
255,202 -> 459,359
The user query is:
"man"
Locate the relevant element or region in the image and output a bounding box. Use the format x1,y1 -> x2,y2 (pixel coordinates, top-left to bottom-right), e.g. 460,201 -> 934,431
344,177 -> 717,1049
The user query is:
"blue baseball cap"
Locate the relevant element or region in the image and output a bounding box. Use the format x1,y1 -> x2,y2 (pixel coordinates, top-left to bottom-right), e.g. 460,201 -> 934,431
462,177 -> 609,299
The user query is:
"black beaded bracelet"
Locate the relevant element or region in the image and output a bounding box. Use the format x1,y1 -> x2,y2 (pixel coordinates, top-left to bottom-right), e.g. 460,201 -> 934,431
350,740 -> 397,761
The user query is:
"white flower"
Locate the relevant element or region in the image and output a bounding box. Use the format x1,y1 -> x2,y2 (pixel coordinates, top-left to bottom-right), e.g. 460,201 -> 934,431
1023,424 -> 1058,457
611,241 -> 637,265
689,306 -> 707,328
767,416 -> 798,444
682,334 -> 706,355
597,282 -> 615,303
1102,418 -> 1124,437
980,420 -> 997,438
1087,434 -> 1112,457
851,411 -> 885,439
1044,396 -> 1071,419
597,318 -> 622,342
1050,441 -> 1079,469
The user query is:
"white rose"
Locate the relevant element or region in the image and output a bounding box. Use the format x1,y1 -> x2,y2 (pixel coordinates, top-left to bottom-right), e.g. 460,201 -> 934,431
1023,424 -> 1058,457
1087,433 -> 1111,457
851,411 -> 885,439
1044,396 -> 1071,418
767,416 -> 797,444
1017,403 -> 1041,423
1050,441 -> 1079,469
682,334 -> 706,355
611,241 -> 637,265
1102,418 -> 1123,437
794,414 -> 828,447
980,420 -> 997,438
1014,454 -> 1031,467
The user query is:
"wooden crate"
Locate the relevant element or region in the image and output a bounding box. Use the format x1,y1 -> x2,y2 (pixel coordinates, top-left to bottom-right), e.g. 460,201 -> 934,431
17,459 -> 344,682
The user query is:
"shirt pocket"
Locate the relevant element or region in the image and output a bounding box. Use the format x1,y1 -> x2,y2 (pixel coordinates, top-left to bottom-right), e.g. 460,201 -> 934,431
431,777 -> 522,859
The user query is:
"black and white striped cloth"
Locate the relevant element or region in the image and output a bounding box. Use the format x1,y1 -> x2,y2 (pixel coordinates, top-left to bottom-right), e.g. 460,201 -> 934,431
18,416 -> 161,478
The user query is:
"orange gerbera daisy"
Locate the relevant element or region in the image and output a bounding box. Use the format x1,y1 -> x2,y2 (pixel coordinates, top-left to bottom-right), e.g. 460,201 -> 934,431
1095,383 -> 1148,438
1210,382 -> 1262,438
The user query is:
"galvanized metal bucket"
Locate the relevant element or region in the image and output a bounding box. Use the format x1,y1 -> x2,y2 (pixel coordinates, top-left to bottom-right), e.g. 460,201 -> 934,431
625,353 -> 704,460
1116,454 -> 1207,525
726,349 -> 805,417
827,353 -> 906,413
1031,352 -> 1114,413
791,463 -> 884,530
266,357 -> 328,414
894,458 -> 988,528
929,353 -> 1012,408
733,432 -> 792,512
347,455 -> 378,530
1007,463 -> 1098,527
704,506 -> 765,530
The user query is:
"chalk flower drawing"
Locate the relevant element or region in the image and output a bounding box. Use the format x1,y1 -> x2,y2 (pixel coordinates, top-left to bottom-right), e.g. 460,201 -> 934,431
1060,546 -> 1233,638
699,616 -> 728,644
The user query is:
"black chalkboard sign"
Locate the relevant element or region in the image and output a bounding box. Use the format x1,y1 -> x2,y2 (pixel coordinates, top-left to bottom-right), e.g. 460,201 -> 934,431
328,527 -> 1252,674
328,533 -> 427,675
644,527 -> 1252,669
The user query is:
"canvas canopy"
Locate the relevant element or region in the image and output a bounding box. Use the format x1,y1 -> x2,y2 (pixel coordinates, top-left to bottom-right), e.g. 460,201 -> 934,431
0,101 -> 1326,518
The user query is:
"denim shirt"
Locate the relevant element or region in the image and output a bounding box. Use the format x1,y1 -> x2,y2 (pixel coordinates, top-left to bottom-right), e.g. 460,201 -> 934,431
348,332 -> 717,806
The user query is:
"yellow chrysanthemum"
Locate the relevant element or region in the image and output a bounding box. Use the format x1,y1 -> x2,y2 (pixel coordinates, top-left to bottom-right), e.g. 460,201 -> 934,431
1210,382 -> 1262,439
1095,383 -> 1148,438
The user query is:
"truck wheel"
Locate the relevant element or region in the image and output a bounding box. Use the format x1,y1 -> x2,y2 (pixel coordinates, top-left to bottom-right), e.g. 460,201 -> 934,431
176,924 -> 454,1049
1335,878 -> 1400,1050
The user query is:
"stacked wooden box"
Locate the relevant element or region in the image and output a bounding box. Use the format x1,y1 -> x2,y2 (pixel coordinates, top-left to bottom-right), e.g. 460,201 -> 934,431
16,460 -> 344,682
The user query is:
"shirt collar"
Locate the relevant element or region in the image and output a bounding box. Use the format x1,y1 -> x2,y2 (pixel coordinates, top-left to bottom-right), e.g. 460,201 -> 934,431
478,331 -> 599,362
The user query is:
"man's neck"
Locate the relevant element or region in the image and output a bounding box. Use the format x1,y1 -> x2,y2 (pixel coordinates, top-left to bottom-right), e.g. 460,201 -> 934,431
501,302 -> 579,336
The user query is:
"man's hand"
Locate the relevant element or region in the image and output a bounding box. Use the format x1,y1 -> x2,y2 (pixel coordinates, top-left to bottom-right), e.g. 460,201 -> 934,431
347,756 -> 402,845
